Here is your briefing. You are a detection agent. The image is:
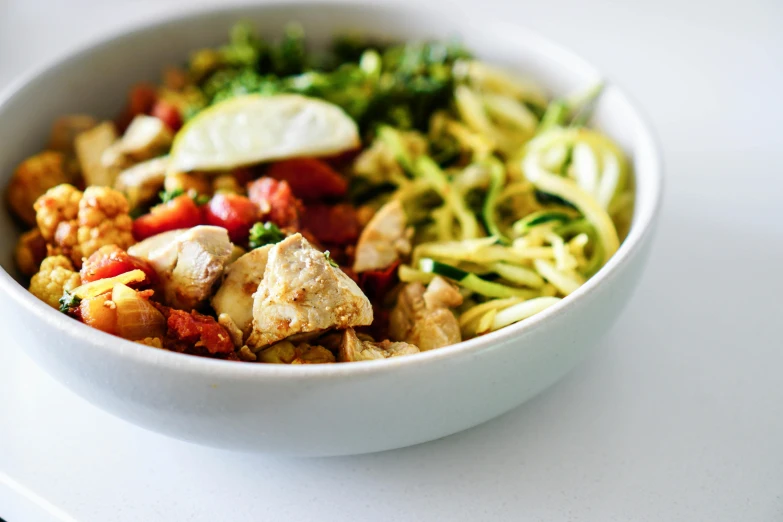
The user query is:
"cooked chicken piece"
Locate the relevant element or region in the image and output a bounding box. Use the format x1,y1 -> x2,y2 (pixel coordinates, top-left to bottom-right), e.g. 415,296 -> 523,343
114,156 -> 169,208
353,199 -> 412,273
246,233 -> 373,348
217,313 -> 245,348
423,275 -> 464,309
389,276 -> 463,351
128,226 -> 232,310
127,229 -> 185,258
118,115 -> 173,161
256,340 -> 335,364
211,245 -> 273,338
339,327 -> 419,362
228,244 -> 246,263
75,121 -> 120,187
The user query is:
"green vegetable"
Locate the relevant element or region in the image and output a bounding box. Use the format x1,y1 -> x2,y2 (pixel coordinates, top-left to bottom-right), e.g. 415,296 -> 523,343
249,222 -> 286,249
196,23 -> 471,134
58,292 -> 82,314
271,23 -> 307,76
159,188 -> 185,203
512,210 -> 574,236
481,158 -> 509,243
158,188 -> 210,206
537,100 -> 569,134
324,250 -> 339,267
419,258 -> 534,298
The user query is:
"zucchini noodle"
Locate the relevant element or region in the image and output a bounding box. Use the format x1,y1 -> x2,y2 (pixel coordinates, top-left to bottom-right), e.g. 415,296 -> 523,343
352,65 -> 634,340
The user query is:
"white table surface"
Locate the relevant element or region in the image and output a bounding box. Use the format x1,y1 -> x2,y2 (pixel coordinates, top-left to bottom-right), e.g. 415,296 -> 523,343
1,0 -> 782,520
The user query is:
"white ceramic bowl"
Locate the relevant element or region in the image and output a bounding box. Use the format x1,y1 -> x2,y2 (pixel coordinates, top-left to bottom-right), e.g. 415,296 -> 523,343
0,2 -> 662,456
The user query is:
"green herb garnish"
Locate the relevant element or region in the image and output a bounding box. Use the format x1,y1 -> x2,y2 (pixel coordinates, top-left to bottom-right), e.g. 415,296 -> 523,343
324,250 -> 339,268
59,292 -> 81,314
249,222 -> 286,249
159,188 -> 185,203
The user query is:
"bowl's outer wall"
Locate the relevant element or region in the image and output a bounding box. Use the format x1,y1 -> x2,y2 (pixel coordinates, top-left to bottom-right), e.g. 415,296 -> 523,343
0,3 -> 660,455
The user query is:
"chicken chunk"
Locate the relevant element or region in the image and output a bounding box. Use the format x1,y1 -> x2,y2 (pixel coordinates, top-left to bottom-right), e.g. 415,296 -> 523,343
128,225 -> 232,310
118,115 -> 173,161
75,121 -> 120,187
6,151 -> 71,226
246,233 -> 373,348
114,156 -> 169,208
28,255 -> 81,309
353,199 -> 411,273
211,245 -> 273,338
339,327 -> 419,362
389,276 -> 463,351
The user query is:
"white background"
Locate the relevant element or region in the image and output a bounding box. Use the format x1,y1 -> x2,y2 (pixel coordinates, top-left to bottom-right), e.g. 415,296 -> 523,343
1,0 -> 782,520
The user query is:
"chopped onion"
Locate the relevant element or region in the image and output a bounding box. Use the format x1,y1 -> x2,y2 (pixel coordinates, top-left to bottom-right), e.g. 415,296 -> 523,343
112,283 -> 166,341
70,269 -> 146,300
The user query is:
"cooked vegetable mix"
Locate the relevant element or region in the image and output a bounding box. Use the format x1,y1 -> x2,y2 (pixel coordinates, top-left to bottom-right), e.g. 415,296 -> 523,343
6,23 -> 634,364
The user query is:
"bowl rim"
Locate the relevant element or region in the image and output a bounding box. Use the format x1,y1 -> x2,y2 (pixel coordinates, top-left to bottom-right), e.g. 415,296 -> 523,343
0,0 -> 664,380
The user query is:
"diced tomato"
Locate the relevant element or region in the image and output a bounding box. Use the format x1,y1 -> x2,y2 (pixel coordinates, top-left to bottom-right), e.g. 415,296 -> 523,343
265,158 -> 348,201
79,292 -> 117,335
150,100 -> 182,132
247,177 -> 302,229
116,83 -> 158,132
80,245 -> 158,287
320,147 -> 362,169
300,203 -> 360,245
359,260 -> 401,300
166,309 -> 235,355
132,195 -> 202,241
203,193 -> 260,243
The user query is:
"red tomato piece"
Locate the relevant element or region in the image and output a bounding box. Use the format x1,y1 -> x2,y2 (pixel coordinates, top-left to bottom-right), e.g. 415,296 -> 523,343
80,245 -> 158,287
247,177 -> 302,229
203,193 -> 260,243
167,309 -> 235,355
132,195 -> 202,241
150,100 -> 182,132
359,260 -> 401,300
266,158 -> 348,201
300,203 -> 360,245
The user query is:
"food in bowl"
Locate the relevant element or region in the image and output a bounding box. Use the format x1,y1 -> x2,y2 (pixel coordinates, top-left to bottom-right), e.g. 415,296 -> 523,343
7,22 -> 633,364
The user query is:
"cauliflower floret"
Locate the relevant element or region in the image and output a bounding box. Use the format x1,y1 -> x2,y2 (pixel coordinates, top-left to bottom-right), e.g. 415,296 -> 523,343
15,229 -> 47,277
28,255 -> 81,309
77,186 -> 134,260
33,184 -> 134,267
7,152 -> 71,226
34,184 -> 82,242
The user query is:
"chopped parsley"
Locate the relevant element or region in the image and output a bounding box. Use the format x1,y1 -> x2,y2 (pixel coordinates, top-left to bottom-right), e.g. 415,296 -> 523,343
158,187 -> 185,203
58,292 -> 81,314
158,188 -> 210,206
324,250 -> 339,268
248,221 -> 286,249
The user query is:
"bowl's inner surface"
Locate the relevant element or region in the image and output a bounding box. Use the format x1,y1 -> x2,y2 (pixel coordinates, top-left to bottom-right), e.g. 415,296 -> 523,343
0,2 -> 659,311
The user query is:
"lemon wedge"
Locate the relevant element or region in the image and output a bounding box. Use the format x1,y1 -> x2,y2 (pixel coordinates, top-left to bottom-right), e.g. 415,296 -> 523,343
169,94 -> 360,172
